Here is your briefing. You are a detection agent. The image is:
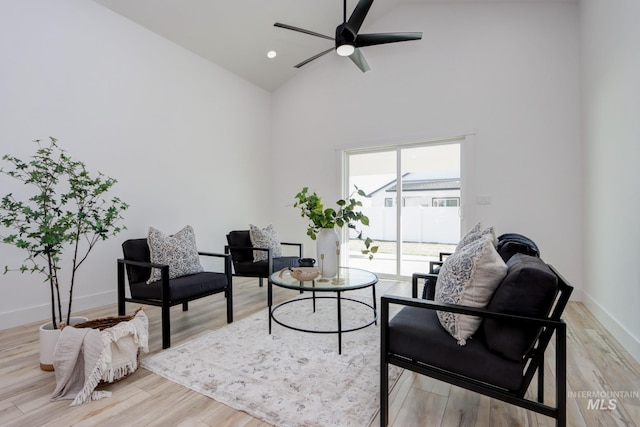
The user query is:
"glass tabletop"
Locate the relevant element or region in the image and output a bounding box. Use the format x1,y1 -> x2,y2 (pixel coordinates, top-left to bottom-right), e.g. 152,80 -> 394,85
270,267 -> 378,292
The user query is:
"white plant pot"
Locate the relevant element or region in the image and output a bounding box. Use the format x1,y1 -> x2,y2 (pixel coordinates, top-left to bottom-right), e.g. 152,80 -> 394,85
316,228 -> 340,278
39,316 -> 88,371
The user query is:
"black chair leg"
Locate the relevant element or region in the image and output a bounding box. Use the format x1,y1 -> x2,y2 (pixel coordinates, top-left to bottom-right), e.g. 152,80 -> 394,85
380,301 -> 389,426
182,301 -> 188,311
538,363 -> 545,403
259,277 -> 264,287
162,303 -> 171,349
557,325 -> 567,427
226,287 -> 233,323
117,261 -> 126,316
380,360 -> 389,426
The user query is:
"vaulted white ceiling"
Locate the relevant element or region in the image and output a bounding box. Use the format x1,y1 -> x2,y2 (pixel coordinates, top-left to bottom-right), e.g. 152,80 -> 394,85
91,0 -> 575,92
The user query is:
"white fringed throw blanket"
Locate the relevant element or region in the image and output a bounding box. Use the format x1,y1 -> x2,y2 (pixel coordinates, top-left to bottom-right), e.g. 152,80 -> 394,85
51,310 -> 149,406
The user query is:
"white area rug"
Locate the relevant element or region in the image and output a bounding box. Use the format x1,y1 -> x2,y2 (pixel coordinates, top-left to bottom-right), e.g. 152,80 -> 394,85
141,285 -> 402,427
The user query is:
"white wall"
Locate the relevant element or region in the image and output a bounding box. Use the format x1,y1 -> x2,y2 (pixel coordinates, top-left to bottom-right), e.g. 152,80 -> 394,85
271,2 -> 582,291
0,0 -> 271,328
581,0 -> 640,361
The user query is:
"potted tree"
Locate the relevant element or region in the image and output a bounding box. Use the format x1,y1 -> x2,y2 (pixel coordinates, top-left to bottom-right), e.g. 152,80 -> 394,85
0,137 -> 128,370
294,186 -> 378,278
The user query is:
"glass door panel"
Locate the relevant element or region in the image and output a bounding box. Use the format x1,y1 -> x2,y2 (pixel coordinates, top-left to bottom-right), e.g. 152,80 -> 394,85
346,150 -> 398,276
345,142 -> 461,278
400,144 -> 460,277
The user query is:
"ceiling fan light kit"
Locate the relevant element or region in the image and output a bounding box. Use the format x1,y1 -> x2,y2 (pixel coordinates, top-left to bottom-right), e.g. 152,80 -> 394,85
337,44 -> 355,57
275,0 -> 422,72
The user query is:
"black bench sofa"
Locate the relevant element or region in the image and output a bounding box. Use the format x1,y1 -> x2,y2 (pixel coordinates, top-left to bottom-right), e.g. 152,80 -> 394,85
381,236 -> 573,427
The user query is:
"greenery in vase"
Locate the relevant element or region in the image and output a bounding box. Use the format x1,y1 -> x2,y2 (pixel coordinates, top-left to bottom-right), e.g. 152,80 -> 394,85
293,186 -> 379,260
0,137 -> 129,328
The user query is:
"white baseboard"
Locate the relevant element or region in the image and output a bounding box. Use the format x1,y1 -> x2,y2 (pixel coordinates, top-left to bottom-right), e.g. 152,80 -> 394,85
0,290 -> 117,330
582,292 -> 640,364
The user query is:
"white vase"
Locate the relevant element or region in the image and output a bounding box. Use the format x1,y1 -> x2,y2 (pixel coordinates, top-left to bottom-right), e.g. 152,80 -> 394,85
317,228 -> 340,278
39,316 -> 88,371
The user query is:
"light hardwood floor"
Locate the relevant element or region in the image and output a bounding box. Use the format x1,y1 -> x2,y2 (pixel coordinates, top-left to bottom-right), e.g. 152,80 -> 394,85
1,278 -> 639,427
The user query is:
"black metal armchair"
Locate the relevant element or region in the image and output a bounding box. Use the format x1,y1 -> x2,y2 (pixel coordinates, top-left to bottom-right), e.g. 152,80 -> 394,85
381,260 -> 573,427
225,230 -> 302,287
118,238 -> 232,349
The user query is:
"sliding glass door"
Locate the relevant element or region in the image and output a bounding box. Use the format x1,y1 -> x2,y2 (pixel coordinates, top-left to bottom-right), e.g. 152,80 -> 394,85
345,141 -> 461,278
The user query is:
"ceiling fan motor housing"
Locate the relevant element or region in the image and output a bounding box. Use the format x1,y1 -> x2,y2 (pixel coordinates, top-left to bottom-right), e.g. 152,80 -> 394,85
274,0 -> 422,71
336,23 -> 357,48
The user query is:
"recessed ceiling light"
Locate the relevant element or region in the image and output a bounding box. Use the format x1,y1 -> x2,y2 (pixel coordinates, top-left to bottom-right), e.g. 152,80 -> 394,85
267,50 -> 277,59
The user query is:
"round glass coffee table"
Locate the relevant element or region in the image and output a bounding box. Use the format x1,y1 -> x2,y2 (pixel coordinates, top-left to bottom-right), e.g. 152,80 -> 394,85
268,267 -> 378,354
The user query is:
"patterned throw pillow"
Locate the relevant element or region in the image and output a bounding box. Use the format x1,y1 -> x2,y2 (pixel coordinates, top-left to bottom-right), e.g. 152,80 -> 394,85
455,222 -> 497,252
146,225 -> 204,284
249,224 -> 282,262
435,234 -> 508,345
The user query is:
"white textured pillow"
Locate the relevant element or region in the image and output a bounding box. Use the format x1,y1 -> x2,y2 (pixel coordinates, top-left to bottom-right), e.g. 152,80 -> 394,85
146,225 -> 204,284
455,222 -> 497,252
249,224 -> 282,262
435,234 -> 508,345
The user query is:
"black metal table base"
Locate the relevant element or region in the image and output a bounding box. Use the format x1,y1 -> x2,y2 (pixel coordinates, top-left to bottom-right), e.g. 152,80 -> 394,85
268,286 -> 377,354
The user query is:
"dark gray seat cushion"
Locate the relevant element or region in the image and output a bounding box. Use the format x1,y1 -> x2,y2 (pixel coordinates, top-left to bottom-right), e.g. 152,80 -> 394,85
232,257 -> 300,276
130,271 -> 228,301
482,254 -> 559,361
388,306 -> 524,391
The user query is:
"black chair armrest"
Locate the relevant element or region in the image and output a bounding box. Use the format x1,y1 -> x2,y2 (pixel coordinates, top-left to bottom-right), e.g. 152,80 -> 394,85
225,244 -> 270,261
198,251 -> 230,258
439,252 -> 453,261
225,243 -> 302,258
411,273 -> 438,299
225,244 -> 258,252
117,258 -> 171,301
199,251 -> 232,277
429,261 -> 444,274
411,257 -> 447,300
118,257 -> 170,271
381,294 -> 563,328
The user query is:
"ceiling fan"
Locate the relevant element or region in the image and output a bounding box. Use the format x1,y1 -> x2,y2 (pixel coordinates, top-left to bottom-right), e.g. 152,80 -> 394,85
274,0 -> 422,72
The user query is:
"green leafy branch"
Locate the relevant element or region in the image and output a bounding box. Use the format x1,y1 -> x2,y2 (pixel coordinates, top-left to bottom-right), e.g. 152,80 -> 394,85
294,186 -> 379,260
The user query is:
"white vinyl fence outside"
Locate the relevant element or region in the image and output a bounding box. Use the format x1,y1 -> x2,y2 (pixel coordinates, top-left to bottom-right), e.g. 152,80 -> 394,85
355,206 -> 460,244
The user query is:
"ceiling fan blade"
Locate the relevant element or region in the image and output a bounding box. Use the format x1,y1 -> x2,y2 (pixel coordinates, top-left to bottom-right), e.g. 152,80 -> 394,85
274,23 -> 334,41
355,32 -> 423,48
349,48 -> 371,73
294,47 -> 335,68
346,0 -> 374,33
